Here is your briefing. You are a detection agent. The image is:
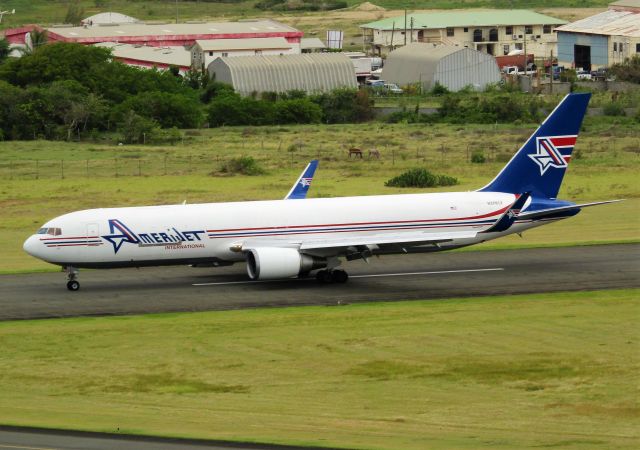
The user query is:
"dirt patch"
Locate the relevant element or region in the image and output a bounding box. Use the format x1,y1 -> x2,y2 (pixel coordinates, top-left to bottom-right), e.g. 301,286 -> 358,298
353,2 -> 386,12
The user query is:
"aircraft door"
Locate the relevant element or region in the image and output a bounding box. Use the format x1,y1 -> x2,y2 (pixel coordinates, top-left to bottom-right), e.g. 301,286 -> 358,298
87,223 -> 99,243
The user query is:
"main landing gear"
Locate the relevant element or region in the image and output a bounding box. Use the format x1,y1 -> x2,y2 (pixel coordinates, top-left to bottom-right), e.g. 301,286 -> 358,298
65,266 -> 80,291
315,269 -> 349,284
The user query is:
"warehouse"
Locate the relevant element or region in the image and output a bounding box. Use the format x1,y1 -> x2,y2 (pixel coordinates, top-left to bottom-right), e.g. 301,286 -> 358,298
208,53 -> 357,96
382,43 -> 501,92
191,37 -> 297,70
555,1 -> 640,71
2,19 -> 302,49
360,10 -> 566,58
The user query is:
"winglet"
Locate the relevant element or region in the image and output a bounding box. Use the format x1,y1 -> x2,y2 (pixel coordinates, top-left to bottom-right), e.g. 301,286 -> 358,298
285,160 -> 318,200
483,192 -> 531,233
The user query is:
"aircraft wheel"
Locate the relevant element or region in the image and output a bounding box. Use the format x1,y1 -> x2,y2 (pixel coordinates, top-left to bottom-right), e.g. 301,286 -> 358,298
66,280 -> 80,291
316,270 -> 333,284
331,269 -> 349,283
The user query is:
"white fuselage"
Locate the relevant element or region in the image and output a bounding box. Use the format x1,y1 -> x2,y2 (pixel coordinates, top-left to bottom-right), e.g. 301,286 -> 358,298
23,191 -> 552,269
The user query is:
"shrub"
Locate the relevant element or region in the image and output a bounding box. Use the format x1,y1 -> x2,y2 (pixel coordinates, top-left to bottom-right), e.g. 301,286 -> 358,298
219,156 -> 265,176
431,82 -> 449,96
471,151 -> 486,163
603,102 -> 626,117
385,168 -> 458,188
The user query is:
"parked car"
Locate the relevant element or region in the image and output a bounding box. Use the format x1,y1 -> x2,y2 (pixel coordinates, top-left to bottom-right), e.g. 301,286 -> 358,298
384,83 -> 403,94
576,69 -> 592,80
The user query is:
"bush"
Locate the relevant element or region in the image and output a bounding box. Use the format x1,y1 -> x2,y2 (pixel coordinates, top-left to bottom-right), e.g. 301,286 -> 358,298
219,156 -> 265,176
385,168 -> 458,188
431,82 -> 449,96
471,152 -> 486,163
603,102 -> 626,117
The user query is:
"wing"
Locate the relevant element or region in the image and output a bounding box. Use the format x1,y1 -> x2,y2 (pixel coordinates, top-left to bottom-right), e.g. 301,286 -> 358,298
284,160 -> 319,200
239,229 -> 479,259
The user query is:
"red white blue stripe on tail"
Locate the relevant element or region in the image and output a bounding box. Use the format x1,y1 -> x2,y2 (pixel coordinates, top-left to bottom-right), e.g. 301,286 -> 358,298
480,93 -> 590,200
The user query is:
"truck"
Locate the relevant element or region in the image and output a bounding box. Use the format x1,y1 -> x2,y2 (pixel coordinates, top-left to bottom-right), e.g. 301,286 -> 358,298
495,54 -> 534,70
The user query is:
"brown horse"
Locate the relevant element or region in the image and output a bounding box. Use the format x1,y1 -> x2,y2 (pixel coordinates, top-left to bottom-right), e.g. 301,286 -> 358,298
348,147 -> 363,159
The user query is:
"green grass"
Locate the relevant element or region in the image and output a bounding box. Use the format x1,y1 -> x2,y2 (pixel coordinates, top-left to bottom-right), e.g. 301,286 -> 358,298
1,119 -> 638,272
0,289 -> 637,449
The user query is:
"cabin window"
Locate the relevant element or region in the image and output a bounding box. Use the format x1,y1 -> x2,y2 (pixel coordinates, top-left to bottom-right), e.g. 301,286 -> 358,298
543,25 -> 552,34
613,42 -> 617,52
525,25 -> 533,34
446,27 -> 454,37
222,52 -> 228,57
505,26 -> 513,35
463,27 -> 468,32
636,43 -> 640,53
503,44 -> 510,55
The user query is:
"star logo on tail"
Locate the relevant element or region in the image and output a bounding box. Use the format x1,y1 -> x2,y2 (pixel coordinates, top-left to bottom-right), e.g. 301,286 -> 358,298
529,137 -> 570,175
299,177 -> 312,187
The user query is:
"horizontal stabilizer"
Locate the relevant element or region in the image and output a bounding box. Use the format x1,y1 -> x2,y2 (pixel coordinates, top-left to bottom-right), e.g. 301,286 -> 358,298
483,192 -> 531,233
517,199 -> 622,221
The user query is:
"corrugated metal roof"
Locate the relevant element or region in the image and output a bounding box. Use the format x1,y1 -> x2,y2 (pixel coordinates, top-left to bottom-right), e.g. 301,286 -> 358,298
46,19 -> 300,39
382,43 -> 500,92
361,10 -> 566,30
82,12 -> 139,25
209,53 -> 357,95
301,37 -> 326,49
555,9 -> 640,37
195,37 -> 291,51
95,42 -> 191,67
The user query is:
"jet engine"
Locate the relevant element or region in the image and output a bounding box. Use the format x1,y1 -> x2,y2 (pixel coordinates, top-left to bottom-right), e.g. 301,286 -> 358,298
245,247 -> 326,280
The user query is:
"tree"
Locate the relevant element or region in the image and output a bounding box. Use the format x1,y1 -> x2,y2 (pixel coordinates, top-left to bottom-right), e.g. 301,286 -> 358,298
118,110 -> 159,144
609,55 -> 640,84
64,1 -> 85,26
0,38 -> 10,64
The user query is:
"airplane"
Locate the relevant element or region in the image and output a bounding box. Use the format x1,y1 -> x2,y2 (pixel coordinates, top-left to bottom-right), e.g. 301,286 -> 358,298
24,93 -> 619,291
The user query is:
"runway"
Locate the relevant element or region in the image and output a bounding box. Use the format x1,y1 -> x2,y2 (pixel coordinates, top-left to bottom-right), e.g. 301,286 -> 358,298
0,425 -> 330,450
1,243 -> 638,321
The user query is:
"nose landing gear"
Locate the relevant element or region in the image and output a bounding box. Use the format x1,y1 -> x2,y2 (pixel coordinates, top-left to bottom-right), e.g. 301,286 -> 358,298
65,266 -> 80,291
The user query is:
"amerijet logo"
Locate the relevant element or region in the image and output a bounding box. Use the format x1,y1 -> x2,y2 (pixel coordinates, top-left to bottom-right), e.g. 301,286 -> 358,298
299,177 -> 312,187
528,136 -> 575,175
102,219 -> 206,254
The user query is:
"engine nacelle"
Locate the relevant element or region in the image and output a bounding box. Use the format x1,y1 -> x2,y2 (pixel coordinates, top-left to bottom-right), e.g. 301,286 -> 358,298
245,247 -> 326,280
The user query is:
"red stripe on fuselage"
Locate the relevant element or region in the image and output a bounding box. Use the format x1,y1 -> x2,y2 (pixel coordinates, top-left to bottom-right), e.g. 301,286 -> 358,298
205,205 -> 510,233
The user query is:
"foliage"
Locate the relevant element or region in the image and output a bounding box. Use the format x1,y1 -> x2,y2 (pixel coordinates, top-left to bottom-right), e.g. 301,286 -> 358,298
112,91 -> 204,128
200,81 -> 235,103
118,110 -> 159,144
311,88 -> 374,124
385,168 -> 458,188
431,82 -> 449,96
64,0 -> 85,26
602,102 -> 626,117
0,38 -> 10,64
436,93 -> 540,124
219,156 -> 265,176
255,0 -> 347,11
609,55 -> 640,83
471,151 -> 486,163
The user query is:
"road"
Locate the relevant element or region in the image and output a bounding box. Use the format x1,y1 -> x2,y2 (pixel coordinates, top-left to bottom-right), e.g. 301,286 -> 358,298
1,243 -> 638,321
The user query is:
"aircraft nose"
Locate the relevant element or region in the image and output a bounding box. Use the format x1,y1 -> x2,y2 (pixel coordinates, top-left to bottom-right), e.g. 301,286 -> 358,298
23,235 -> 41,258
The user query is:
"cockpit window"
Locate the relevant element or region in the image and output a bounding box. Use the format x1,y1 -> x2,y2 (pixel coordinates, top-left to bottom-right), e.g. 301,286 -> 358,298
36,227 -> 62,236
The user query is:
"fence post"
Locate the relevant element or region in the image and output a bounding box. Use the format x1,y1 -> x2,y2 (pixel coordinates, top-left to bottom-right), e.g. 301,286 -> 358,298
138,159 -> 142,177
35,160 -> 39,180
164,156 -> 167,176
86,159 -> 89,177
392,149 -> 395,165
115,158 -> 118,178
61,160 -> 64,179
9,160 -> 13,180
188,155 -> 192,173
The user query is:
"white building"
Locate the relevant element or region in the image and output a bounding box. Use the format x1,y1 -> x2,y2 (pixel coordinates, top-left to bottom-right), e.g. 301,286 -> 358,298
191,37 -> 298,70
360,10 -> 566,58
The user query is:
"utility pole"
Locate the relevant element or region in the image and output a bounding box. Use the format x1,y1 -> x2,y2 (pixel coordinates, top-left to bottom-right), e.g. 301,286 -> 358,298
404,10 -> 407,46
410,17 -> 414,43
550,49 -> 554,94
175,0 -> 179,24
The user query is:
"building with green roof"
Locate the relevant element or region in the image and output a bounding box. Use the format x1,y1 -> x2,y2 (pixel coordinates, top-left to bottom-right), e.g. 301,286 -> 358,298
360,10 -> 566,58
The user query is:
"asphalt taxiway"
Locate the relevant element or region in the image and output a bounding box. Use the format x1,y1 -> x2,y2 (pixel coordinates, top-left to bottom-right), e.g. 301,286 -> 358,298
1,243 -> 638,321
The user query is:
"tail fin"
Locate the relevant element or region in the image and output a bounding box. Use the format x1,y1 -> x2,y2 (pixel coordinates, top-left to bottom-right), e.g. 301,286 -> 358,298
285,160 -> 318,200
479,93 -> 591,199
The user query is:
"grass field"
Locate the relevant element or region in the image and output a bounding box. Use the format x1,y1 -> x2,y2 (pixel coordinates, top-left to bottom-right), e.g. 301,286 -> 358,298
1,117 -> 638,273
0,289 -> 637,449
